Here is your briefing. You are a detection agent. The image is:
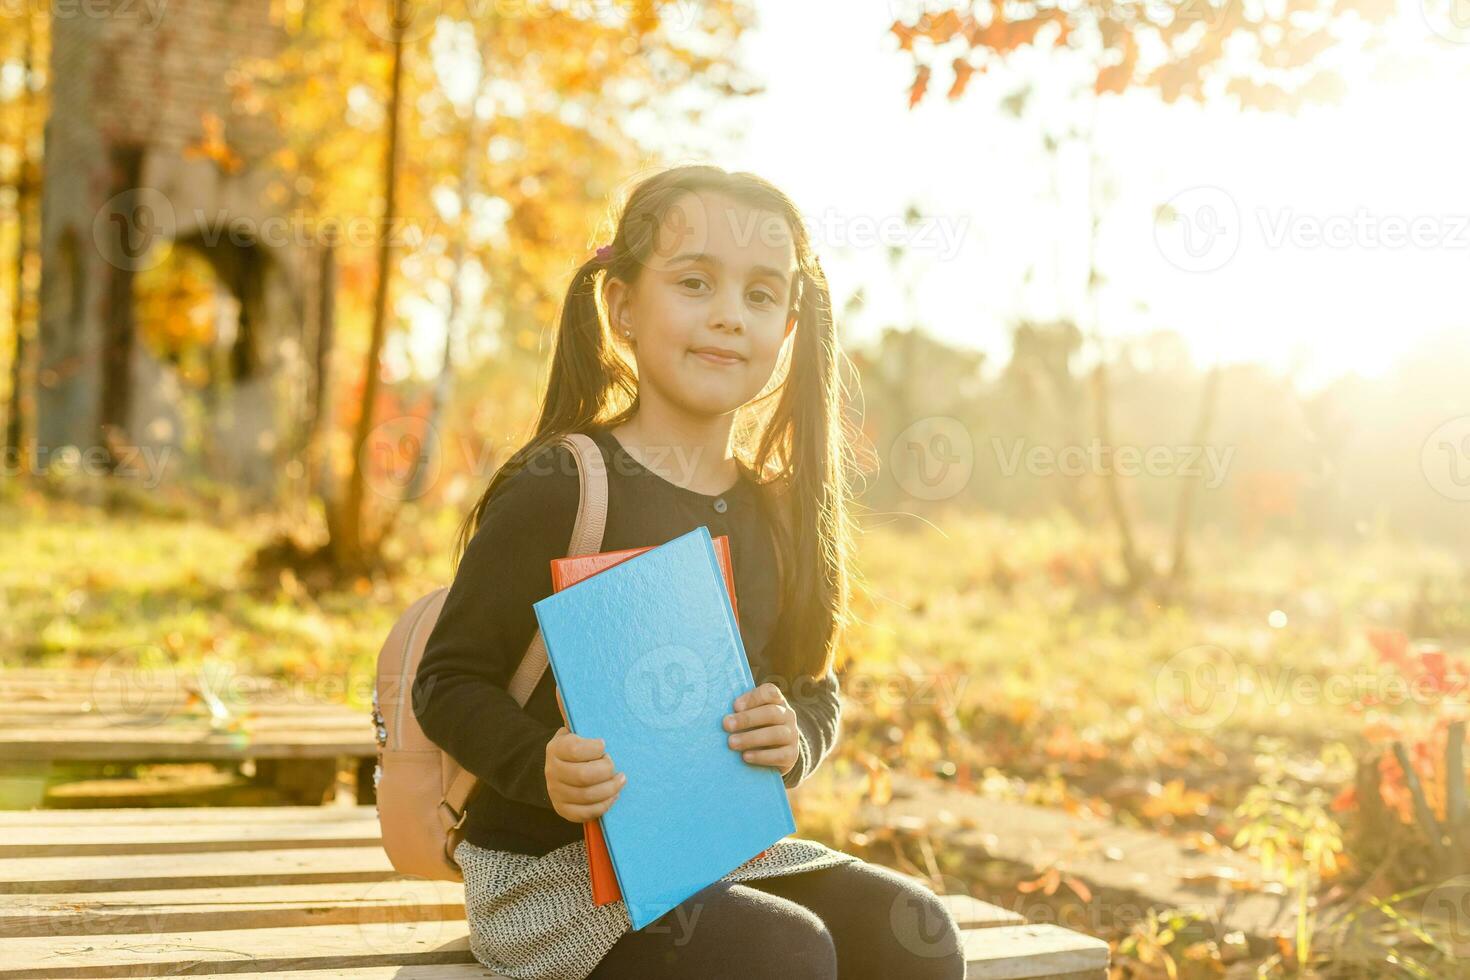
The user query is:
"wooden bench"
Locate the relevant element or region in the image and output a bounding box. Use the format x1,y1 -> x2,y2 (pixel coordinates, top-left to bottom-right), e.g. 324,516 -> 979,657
0,803 -> 1111,978
0,667 -> 376,807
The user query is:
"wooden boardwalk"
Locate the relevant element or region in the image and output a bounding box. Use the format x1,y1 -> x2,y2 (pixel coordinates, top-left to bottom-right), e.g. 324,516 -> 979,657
0,803 -> 1110,978
0,667 -> 376,806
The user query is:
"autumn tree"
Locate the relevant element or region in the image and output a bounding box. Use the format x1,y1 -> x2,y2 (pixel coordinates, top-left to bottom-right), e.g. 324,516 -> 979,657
889,0 -> 1396,594
0,6 -> 49,472
233,0 -> 757,576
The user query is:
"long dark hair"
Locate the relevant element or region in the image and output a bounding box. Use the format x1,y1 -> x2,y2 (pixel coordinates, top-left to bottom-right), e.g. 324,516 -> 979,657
454,165 -> 861,682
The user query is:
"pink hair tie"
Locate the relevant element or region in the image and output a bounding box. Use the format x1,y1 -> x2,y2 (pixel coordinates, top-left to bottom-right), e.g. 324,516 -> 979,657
595,245 -> 613,262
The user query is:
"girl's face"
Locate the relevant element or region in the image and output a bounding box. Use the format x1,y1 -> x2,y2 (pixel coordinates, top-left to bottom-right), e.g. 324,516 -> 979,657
604,189 -> 798,421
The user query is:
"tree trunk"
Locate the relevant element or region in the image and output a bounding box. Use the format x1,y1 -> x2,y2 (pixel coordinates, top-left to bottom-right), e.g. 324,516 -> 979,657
1081,95 -> 1147,594
4,12 -> 35,470
99,144 -> 146,468
405,100 -> 481,502
331,0 -> 407,571
308,226 -> 337,500
1167,364 -> 1222,586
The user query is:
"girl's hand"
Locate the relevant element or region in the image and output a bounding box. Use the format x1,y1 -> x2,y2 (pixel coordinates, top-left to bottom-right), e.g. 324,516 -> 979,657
545,688 -> 626,823
723,682 -> 799,778
545,727 -> 624,823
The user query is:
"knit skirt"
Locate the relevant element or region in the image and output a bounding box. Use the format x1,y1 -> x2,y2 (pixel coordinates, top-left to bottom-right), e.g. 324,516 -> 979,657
455,835 -> 862,980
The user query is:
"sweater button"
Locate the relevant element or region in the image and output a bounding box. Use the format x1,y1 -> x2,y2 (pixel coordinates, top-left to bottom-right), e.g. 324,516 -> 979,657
713,497 -> 727,514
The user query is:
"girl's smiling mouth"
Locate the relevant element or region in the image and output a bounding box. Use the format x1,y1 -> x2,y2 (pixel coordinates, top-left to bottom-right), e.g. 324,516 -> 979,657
690,348 -> 744,366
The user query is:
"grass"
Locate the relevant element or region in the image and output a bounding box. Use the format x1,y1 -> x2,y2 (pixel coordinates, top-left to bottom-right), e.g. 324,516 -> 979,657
3,487 -> 1466,974
5,487 -> 1460,819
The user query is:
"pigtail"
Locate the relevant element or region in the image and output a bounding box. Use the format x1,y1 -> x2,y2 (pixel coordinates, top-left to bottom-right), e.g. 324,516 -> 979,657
451,254 -> 637,567
754,255 -> 860,681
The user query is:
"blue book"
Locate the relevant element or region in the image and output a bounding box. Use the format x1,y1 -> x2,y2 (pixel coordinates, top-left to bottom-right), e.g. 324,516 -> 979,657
532,525 -> 796,930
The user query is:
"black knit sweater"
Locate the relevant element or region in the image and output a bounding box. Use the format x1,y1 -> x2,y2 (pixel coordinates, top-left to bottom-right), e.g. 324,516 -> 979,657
412,424 -> 842,856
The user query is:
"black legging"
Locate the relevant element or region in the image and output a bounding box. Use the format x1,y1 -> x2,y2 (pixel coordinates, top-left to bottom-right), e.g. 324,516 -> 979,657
587,859 -> 966,979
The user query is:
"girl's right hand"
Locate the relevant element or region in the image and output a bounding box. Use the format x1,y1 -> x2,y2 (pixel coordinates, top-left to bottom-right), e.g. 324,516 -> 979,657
545,695 -> 626,823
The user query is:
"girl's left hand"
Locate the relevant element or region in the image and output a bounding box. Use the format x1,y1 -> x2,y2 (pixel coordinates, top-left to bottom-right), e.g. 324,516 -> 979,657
723,683 -> 798,778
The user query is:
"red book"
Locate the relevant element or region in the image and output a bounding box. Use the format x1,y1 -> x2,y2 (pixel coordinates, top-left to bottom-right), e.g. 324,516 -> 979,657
549,534 -> 767,906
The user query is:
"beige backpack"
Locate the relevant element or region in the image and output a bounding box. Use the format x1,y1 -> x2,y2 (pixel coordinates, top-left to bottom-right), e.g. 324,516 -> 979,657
372,432 -> 610,880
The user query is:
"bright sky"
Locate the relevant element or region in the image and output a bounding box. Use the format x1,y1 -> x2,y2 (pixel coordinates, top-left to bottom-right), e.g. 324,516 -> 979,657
645,0 -> 1470,393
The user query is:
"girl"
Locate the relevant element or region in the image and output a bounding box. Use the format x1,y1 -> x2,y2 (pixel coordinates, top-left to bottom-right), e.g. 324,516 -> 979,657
414,165 -> 965,979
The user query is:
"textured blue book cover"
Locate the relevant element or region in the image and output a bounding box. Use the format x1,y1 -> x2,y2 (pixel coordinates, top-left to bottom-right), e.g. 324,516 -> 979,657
532,525 -> 796,930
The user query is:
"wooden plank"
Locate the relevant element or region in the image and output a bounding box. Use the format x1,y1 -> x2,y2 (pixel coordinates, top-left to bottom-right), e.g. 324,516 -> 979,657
0,730 -> 374,762
0,804 -> 376,826
82,970 -> 504,980
0,880 -> 466,937
0,919 -> 478,978
962,923 -> 1110,979
0,816 -> 383,856
4,705 -> 370,724
1,921 -> 1106,979
0,669 -> 297,690
895,872 -> 1025,930
0,845 -> 397,893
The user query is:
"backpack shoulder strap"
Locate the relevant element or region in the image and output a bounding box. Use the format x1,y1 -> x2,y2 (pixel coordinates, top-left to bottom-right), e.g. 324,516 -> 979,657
443,431 -> 608,816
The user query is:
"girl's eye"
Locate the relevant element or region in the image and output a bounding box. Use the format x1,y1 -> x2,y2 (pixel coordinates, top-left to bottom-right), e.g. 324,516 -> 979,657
679,278 -> 776,305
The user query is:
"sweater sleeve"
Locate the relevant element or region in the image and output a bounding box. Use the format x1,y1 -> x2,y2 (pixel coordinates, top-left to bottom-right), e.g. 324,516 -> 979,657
763,667 -> 842,790
412,443 -> 581,811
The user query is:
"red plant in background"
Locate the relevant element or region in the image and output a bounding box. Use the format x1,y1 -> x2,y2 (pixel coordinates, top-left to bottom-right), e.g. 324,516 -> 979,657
1338,628 -> 1470,872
